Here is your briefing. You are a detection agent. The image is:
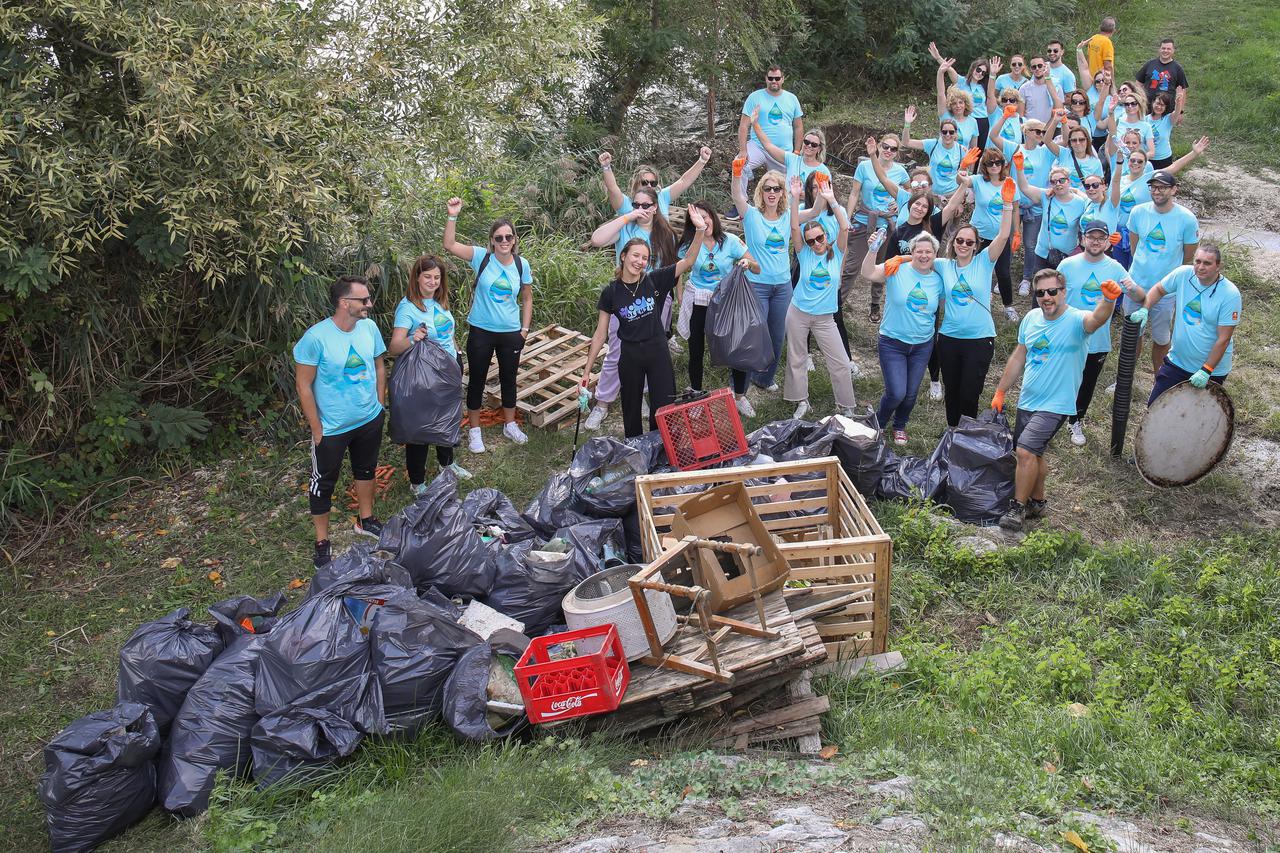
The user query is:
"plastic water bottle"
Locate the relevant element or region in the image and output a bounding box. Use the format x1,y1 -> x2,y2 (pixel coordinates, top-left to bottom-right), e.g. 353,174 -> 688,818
869,227 -> 887,252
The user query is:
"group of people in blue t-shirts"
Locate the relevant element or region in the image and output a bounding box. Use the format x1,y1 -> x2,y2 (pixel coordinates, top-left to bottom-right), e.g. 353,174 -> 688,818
293,30 -> 1242,563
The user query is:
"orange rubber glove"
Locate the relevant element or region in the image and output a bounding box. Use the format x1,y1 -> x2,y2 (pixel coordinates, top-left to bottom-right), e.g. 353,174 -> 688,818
1011,231 -> 1022,253
991,388 -> 1006,412
1100,279 -> 1123,301
1012,150 -> 1024,171
732,156 -> 745,178
960,147 -> 981,170
815,171 -> 830,187
1003,104 -> 1018,118
1001,178 -> 1017,203
1109,232 -> 1122,246
883,255 -> 909,276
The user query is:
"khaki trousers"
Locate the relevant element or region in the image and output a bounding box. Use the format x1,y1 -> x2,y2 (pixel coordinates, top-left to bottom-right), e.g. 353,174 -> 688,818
783,305 -> 856,408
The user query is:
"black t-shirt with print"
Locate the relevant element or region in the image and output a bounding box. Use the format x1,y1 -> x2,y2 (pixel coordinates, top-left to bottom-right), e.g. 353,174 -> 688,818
597,264 -> 679,343
1136,58 -> 1189,95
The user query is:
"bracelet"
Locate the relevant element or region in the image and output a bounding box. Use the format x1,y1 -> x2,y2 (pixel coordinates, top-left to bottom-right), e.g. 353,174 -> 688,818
1202,363 -> 1214,374
601,165 -> 612,171
447,215 -> 457,221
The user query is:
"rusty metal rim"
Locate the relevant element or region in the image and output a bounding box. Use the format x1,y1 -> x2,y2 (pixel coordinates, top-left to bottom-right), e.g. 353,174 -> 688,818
1135,381 -> 1235,488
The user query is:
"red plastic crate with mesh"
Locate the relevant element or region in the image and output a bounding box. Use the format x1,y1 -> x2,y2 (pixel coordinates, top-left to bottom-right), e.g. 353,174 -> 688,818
513,624 -> 630,724
655,388 -> 750,471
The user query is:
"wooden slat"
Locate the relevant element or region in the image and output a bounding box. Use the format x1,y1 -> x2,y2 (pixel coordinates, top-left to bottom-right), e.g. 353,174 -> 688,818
815,618 -> 875,638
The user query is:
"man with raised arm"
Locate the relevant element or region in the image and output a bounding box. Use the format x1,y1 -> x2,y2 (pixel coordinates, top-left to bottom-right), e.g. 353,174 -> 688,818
731,64 -> 804,217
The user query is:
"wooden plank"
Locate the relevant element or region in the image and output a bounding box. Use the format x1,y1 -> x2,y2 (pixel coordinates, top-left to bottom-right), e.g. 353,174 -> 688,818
814,650 -> 906,679
718,696 -> 830,737
815,618 -> 875,638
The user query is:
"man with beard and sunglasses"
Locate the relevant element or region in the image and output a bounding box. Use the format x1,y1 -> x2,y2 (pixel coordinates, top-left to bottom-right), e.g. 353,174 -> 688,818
990,268 -> 1123,531
730,65 -> 804,218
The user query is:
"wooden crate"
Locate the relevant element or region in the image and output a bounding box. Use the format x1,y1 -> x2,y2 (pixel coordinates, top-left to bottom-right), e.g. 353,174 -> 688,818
635,456 -> 891,662
465,324 -> 607,429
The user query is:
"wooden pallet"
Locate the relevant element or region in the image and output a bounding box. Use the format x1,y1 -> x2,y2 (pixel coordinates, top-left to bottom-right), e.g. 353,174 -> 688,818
463,324 -> 608,430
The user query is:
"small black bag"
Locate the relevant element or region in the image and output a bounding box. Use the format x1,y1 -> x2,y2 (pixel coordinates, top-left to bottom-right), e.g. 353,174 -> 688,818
388,339 -> 463,448
705,266 -> 773,372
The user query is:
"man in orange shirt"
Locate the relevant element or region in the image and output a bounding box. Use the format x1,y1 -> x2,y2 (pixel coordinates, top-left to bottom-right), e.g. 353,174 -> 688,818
1080,17 -> 1116,78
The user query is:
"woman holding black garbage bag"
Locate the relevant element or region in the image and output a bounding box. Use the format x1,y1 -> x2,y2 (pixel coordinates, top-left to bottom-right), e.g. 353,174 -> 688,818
388,254 -> 470,493
578,207 -> 710,438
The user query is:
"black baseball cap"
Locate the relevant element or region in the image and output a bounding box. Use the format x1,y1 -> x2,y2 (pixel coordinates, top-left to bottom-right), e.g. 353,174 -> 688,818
1149,170 -> 1178,186
1082,219 -> 1110,235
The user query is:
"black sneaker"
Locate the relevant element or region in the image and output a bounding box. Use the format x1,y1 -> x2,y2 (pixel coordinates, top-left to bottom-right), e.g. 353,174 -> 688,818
354,516 -> 383,539
998,501 -> 1026,532
313,539 -> 333,569
1026,498 -> 1048,520
869,306 -> 882,324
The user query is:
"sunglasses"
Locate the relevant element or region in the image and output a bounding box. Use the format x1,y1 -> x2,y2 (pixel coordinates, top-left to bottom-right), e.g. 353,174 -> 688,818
1070,98 -> 1087,105
1123,101 -> 1138,107
805,234 -> 826,246
940,129 -> 958,135
1030,63 -> 1045,69
766,75 -> 783,81
1083,181 -> 1103,189
1011,61 -> 1025,66
1026,128 -> 1045,135
880,144 -> 898,153
342,295 -> 373,305
803,139 -> 822,148
1047,47 -> 1061,53
1128,156 -> 1146,163
639,179 -> 659,187
953,237 -> 977,247
762,185 -> 783,192
1050,177 -> 1070,185
1001,98 -> 1019,104
1035,287 -> 1062,297
987,160 -> 1005,167
632,202 -> 655,210
909,180 -> 930,188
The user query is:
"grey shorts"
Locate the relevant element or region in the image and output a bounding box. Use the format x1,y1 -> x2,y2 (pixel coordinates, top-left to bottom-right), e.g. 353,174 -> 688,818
1013,409 -> 1067,456
1122,293 -> 1174,346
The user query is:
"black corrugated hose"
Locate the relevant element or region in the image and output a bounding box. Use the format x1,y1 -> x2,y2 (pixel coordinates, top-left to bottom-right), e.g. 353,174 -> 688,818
1110,317 -> 1143,456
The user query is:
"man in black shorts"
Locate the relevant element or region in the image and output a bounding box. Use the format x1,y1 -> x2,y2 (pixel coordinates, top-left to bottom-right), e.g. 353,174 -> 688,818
990,268 -> 1123,531
293,275 -> 388,567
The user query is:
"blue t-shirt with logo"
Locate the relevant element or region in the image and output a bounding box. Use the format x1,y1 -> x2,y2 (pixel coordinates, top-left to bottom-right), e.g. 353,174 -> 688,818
1036,193 -> 1090,256
995,74 -> 1027,95
784,151 -> 831,187
1161,266 -> 1242,375
1048,64 -> 1077,97
1127,202 -> 1199,287
1017,306 -> 1089,415
957,78 -> 989,119
942,111 -> 980,149
996,114 -> 1025,147
1018,145 -> 1056,215
879,264 -> 943,344
616,187 -> 673,218
969,177 -> 1020,240
467,247 -> 531,332
1116,117 -> 1153,148
742,206 -> 791,285
1082,198 -> 1120,234
679,233 -> 747,296
853,159 -> 909,227
612,221 -> 662,268
1150,115 -> 1174,161
1059,254 -> 1127,353
792,245 -> 842,316
743,89 -> 804,149
921,138 -> 964,194
937,254 -> 997,339
293,318 -> 387,435
1118,173 -> 1153,227
393,297 -> 457,357
1056,149 -> 1104,189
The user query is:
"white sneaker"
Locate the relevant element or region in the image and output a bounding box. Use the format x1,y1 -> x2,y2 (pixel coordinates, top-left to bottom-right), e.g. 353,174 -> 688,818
468,427 -> 485,454
667,336 -> 683,355
804,355 -> 815,373
503,421 -> 529,445
412,482 -> 428,497
762,383 -> 780,393
929,380 -> 943,401
583,405 -> 608,430
793,399 -> 811,420
848,357 -> 862,379
446,462 -> 473,480
1069,421 -> 1086,447
1004,305 -> 1019,322
736,396 -> 756,418
1105,382 -> 1117,395
1018,279 -> 1031,297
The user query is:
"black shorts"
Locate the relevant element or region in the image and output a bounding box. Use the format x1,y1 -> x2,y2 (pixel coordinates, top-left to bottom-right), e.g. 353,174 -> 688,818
1013,409 -> 1066,456
309,413 -> 384,515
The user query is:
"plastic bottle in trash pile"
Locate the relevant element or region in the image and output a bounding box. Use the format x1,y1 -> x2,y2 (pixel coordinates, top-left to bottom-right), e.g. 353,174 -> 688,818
585,464 -> 632,493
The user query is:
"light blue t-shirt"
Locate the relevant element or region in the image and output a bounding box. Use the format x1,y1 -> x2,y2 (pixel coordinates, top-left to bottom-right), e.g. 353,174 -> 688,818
1048,64 -> 1077,97
1082,198 -> 1120,234
969,177 -> 1021,240
1116,117 -> 1153,148
742,206 -> 791,285
1117,173 -> 1153,227
996,114 -> 1025,147
995,74 -> 1027,96
893,189 -> 941,227
679,233 -> 747,295
393,297 -> 457,357
1160,266 -> 1242,376
958,78 -> 989,119
880,264 -> 943,344
1150,115 -> 1174,161
1059,254 -> 1127,353
612,221 -> 655,266
853,159 -> 909,226
617,187 -> 673,218
292,318 -> 386,436
1036,193 -> 1090,256
937,254 -> 997,339
1127,202 -> 1199,287
784,151 -> 831,186
815,209 -> 840,243
942,111 -> 980,149
743,89 -> 804,149
792,245 -> 842,315
467,247 -> 531,332
1056,149 -> 1104,189
921,138 -> 964,194
1018,145 -> 1056,215
1017,306 -> 1089,415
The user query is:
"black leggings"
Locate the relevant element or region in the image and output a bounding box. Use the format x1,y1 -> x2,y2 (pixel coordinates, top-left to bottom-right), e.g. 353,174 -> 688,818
936,334 -> 995,427
980,236 -> 1014,308
405,444 -> 454,484
619,339 -> 676,437
465,324 -> 523,410
1071,351 -> 1108,423
309,414 -> 383,515
834,307 -> 851,359
975,116 -> 990,148
688,304 -> 747,394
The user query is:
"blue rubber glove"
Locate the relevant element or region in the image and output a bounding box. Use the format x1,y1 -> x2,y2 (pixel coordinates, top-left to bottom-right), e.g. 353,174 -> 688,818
1128,307 -> 1148,331
1189,369 -> 1210,388
578,384 -> 592,412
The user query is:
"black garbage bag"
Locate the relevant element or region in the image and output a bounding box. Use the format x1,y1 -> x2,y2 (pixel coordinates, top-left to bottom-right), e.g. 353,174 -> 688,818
307,541 -> 414,599
826,410 -> 893,498
39,702 -> 160,853
376,468 -> 496,598
877,438 -> 950,502
461,487 -> 537,544
523,472 -> 594,537
482,518 -> 624,636
748,418 -> 821,458
568,436 -> 660,518
942,411 -> 1016,525
442,634 -> 529,741
118,607 -> 225,732
388,338 -> 463,448
208,592 -> 287,645
251,674 -> 375,787
705,266 -> 773,372
371,588 -> 485,736
159,635 -> 266,816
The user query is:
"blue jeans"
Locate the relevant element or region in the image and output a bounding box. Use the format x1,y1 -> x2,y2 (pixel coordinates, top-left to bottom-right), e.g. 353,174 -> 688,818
877,334 -> 934,430
750,279 -> 792,387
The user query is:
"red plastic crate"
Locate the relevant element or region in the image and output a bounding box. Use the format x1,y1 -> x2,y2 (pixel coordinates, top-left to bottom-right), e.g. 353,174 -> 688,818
656,388 -> 750,471
514,624 -> 630,724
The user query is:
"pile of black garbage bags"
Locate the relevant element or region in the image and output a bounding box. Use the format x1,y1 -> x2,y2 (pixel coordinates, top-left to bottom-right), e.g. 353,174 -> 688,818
38,410 -> 1013,851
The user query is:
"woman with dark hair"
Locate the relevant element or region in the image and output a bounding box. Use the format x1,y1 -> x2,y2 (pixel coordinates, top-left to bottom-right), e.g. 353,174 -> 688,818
731,168 -> 792,393
961,147 -> 1024,321
748,116 -> 833,187
676,201 -> 760,417
929,45 -> 992,145
388,255 -> 469,490
578,210 -> 709,438
1015,163 -> 1089,277
442,198 -> 533,454
1147,90 -> 1182,169
598,148 -> 712,218
1045,112 -> 1106,190
901,105 -> 965,197
581,187 -> 679,430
